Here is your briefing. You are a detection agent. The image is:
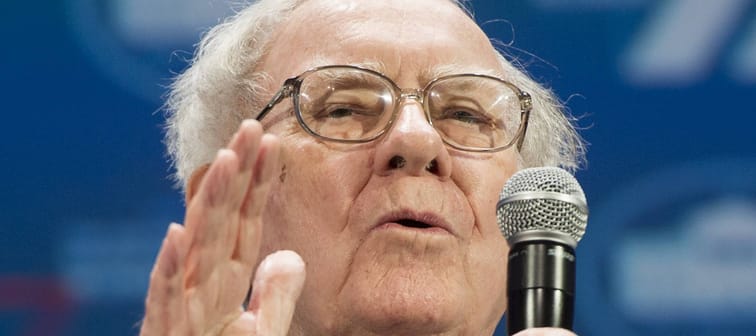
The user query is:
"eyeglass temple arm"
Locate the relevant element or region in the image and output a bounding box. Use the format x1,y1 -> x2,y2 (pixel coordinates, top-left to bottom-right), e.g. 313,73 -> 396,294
516,92 -> 532,151
256,81 -> 295,121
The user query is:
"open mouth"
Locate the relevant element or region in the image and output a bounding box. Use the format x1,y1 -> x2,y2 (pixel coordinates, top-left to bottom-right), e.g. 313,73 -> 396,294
374,212 -> 452,236
395,219 -> 433,229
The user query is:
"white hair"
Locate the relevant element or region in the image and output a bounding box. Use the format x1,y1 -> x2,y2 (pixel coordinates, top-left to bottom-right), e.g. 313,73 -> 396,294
164,0 -> 586,190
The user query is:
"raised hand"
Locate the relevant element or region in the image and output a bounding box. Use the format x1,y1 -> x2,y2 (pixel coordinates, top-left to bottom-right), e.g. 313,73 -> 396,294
140,120 -> 306,336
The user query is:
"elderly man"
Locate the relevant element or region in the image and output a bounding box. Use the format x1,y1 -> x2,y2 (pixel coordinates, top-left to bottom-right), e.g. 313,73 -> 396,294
140,0 -> 584,335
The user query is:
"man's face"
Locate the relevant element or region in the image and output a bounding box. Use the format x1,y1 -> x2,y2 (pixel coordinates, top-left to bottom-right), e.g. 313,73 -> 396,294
257,0 -> 519,334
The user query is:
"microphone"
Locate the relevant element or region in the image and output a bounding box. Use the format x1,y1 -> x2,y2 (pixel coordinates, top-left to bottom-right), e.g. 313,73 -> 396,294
496,167 -> 588,335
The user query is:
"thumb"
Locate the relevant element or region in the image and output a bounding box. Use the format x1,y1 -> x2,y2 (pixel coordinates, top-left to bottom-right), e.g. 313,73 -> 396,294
247,250 -> 306,335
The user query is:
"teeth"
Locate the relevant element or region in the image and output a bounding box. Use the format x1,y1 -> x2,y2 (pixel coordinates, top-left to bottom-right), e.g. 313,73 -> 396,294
397,219 -> 431,228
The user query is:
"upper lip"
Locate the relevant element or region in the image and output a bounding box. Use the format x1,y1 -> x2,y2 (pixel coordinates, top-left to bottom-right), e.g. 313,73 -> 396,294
374,209 -> 455,235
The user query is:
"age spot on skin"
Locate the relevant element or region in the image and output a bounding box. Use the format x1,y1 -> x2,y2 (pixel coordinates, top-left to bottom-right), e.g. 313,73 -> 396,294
279,164 -> 287,182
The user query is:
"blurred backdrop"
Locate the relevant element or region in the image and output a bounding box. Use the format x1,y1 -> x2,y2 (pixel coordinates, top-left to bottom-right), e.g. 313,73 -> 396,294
1,0 -> 755,335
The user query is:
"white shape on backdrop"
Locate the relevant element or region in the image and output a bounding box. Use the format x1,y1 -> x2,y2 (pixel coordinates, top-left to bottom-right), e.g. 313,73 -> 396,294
112,0 -> 231,47
533,0 -> 649,10
620,0 -> 752,86
617,198 -> 756,321
730,15 -> 756,84
66,0 -> 235,103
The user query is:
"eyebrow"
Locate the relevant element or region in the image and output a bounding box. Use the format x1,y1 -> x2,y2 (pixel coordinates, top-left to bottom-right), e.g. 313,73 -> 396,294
345,60 -> 389,74
307,53 -> 504,84
420,64 -> 503,83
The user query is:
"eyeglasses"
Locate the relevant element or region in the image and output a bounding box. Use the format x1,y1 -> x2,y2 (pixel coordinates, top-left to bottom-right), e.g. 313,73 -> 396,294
256,65 -> 531,152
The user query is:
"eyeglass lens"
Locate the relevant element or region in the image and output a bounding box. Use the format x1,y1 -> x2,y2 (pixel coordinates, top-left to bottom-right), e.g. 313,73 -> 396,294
296,67 -> 523,150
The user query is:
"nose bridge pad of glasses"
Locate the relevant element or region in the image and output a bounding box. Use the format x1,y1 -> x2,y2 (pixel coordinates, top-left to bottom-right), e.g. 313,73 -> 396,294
399,87 -> 424,103
396,87 -> 431,124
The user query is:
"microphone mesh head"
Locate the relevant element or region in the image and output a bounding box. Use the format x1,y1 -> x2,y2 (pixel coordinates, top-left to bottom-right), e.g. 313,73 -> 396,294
497,167 -> 588,245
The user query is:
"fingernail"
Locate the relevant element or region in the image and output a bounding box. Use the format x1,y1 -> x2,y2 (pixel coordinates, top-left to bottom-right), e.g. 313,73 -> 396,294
217,148 -> 234,158
260,250 -> 305,274
513,328 -> 576,336
158,224 -> 180,277
240,119 -> 256,129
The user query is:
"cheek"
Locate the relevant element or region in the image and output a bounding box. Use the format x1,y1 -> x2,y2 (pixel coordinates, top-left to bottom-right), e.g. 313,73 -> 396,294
454,154 -> 516,320
282,142 -> 371,206
453,153 -> 518,237
470,232 -> 510,320
260,139 -> 370,252
467,154 -> 519,319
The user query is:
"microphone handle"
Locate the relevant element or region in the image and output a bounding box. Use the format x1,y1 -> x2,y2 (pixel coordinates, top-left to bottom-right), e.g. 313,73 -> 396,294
506,241 -> 576,335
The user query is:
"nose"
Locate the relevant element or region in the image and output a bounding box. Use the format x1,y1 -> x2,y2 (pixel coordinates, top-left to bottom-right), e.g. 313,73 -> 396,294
372,100 -> 452,178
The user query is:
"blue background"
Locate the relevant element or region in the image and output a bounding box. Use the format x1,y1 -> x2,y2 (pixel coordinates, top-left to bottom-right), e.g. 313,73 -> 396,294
1,0 -> 755,335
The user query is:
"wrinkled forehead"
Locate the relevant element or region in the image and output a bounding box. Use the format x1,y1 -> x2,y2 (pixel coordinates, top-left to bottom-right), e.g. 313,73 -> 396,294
260,0 -> 507,85
296,54 -> 506,86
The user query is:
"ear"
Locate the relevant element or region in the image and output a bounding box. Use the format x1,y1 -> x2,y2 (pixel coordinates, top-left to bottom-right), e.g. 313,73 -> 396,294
186,163 -> 211,204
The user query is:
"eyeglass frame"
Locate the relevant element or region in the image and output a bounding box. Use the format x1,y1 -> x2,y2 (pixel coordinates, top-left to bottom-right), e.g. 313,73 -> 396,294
255,64 -> 532,152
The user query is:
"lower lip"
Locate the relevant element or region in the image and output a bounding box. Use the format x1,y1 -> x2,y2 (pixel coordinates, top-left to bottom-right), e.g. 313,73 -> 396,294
375,222 -> 451,235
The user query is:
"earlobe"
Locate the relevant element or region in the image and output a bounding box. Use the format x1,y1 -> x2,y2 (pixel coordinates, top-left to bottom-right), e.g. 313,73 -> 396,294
186,163 -> 211,204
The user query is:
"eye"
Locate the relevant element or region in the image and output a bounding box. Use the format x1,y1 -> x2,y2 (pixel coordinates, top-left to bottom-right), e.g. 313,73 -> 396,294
444,109 -> 489,125
325,107 -> 354,118
316,104 -> 380,120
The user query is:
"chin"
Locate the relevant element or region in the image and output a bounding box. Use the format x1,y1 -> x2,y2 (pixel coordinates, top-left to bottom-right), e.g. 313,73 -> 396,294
341,267 -> 470,335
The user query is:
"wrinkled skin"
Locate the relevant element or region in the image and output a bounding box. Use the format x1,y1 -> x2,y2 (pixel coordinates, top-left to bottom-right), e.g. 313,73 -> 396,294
139,0 -> 578,335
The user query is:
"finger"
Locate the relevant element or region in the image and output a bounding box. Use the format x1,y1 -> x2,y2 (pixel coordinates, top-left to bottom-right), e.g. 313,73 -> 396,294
247,250 -> 306,336
253,133 -> 282,186
230,120 -> 264,173
186,121 -> 263,262
236,133 -> 281,263
224,120 -> 263,213
512,328 -> 578,336
185,148 -> 238,246
141,223 -> 187,335
183,149 -> 239,286
224,120 -> 265,264
243,133 -> 281,217
183,121 -> 266,283
185,119 -> 262,249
